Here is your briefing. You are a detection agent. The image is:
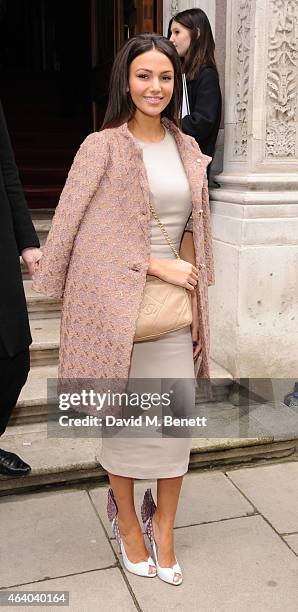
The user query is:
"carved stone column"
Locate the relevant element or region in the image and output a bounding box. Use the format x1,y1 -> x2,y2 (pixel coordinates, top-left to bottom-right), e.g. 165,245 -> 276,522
209,0 -> 298,378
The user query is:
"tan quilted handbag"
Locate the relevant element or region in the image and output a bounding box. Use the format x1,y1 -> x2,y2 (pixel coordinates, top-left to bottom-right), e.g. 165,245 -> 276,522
134,203 -> 193,342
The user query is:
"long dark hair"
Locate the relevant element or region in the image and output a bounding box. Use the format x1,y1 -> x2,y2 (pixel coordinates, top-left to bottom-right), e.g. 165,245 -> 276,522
168,8 -> 217,80
101,33 -> 182,130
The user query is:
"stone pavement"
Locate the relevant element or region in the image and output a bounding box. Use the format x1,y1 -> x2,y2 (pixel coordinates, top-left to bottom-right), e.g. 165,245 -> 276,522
0,461 -> 297,612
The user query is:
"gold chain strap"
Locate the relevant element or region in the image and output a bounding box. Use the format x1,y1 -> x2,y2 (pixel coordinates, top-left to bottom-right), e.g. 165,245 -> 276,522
149,203 -> 180,260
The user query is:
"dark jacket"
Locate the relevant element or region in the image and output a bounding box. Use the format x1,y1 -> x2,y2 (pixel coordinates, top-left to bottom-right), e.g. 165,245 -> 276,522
0,100 -> 39,358
182,65 -> 222,159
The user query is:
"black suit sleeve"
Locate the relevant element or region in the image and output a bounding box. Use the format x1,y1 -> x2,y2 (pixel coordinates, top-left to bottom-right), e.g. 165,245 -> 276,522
0,101 -> 39,254
182,68 -> 221,143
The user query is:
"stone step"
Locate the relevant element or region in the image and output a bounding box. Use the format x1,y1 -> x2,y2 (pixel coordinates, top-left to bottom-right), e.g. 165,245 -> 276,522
20,166 -> 68,184
30,208 -> 55,220
13,360 -> 233,426
24,280 -> 61,320
0,422 -> 296,494
26,186 -> 61,210
207,359 -> 233,402
17,148 -> 74,166
29,318 -> 60,366
13,365 -> 58,425
12,130 -> 84,148
21,261 -> 30,280
32,217 -> 53,246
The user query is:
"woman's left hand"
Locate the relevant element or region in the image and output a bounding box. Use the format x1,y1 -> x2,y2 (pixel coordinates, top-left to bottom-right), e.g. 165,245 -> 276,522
191,291 -> 202,360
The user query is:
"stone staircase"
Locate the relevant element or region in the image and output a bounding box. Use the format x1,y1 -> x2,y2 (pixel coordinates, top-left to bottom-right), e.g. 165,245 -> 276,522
1,210 -> 296,494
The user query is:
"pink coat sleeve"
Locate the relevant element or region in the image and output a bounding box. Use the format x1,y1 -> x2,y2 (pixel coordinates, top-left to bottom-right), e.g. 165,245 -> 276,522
202,175 -> 215,286
32,131 -> 109,299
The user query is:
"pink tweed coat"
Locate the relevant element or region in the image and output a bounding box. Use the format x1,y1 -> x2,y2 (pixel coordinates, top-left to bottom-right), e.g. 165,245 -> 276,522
33,117 -> 215,380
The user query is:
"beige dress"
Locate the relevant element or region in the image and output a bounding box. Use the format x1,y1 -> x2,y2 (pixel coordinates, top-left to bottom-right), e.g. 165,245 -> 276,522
99,127 -> 195,478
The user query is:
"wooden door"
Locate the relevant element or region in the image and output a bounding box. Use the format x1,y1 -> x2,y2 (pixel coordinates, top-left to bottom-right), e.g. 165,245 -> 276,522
91,0 -> 116,129
115,0 -> 163,51
91,0 -> 163,129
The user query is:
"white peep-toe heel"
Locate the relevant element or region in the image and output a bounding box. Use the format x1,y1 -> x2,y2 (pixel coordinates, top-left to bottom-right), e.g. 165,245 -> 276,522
141,488 -> 183,586
107,488 -> 157,578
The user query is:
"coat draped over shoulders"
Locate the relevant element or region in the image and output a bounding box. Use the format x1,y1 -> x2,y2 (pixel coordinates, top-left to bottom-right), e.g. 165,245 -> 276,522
33,118 -> 215,380
33,131 -> 110,299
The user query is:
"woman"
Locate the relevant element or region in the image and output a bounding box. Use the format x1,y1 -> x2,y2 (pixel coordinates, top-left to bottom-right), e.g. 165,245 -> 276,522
33,34 -> 214,586
168,8 -> 222,163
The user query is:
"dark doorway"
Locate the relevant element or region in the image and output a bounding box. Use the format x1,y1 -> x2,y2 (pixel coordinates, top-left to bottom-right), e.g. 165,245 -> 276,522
1,0 -> 97,209
0,0 -> 163,209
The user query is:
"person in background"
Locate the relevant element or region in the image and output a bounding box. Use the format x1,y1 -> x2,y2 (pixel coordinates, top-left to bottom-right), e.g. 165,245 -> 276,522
168,8 -> 222,178
0,100 -> 42,475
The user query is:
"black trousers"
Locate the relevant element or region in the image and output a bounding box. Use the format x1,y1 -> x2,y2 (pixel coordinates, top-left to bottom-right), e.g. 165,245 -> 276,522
0,347 -> 30,436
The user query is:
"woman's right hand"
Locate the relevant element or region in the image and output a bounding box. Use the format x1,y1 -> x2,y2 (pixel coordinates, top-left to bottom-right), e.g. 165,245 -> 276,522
148,257 -> 198,291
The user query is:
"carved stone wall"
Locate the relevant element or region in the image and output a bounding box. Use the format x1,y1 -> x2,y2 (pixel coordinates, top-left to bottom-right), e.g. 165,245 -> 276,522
234,0 -> 251,159
163,0 -> 180,31
170,0 -> 179,16
211,0 -> 298,378
266,0 -> 298,158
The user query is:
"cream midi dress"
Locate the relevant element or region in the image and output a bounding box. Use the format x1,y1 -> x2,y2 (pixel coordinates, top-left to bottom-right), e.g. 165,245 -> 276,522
99,127 -> 196,478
